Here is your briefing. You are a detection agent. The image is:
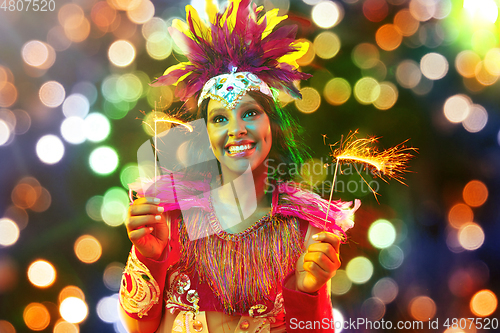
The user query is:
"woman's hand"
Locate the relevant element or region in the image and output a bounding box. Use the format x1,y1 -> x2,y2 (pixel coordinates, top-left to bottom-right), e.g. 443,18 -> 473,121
295,232 -> 341,294
125,197 -> 170,261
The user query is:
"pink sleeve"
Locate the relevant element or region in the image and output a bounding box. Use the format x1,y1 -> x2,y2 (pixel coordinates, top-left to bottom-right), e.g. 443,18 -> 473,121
282,271 -> 335,332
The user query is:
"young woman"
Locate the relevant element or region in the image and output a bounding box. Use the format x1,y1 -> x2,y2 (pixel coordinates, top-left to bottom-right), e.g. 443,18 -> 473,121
119,1 -> 358,332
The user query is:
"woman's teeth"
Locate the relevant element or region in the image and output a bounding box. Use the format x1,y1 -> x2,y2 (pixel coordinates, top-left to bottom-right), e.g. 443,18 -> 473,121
228,144 -> 253,154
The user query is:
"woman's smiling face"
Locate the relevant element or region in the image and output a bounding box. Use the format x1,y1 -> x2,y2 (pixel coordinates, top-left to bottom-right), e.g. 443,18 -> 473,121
206,94 -> 272,175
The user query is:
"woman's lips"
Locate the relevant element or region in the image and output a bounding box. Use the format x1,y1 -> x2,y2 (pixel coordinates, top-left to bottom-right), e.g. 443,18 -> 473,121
225,143 -> 256,157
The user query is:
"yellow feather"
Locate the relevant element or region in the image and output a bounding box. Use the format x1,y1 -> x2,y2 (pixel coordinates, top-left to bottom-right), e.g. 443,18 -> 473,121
186,5 -> 211,42
162,62 -> 192,86
257,8 -> 288,39
277,41 -> 309,69
206,0 -> 219,25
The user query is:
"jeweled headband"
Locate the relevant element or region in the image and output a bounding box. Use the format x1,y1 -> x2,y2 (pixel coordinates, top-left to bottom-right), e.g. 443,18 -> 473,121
150,0 -> 311,107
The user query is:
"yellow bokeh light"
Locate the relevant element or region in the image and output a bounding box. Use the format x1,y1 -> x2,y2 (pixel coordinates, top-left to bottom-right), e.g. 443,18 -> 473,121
448,203 -> 474,229
368,219 -> 396,249
346,256 -> 374,284
64,17 -> 91,43
409,296 -> 436,321
295,87 -> 321,113
475,61 -> 498,86
470,290 -> 497,317
420,52 -> 449,80
313,32 -> 340,60
23,303 -> 50,331
455,50 -> 481,79
0,218 -> 20,247
58,3 -> 84,28
484,48 -> 500,76
74,235 -> 102,264
463,0 -> 499,24
352,43 -> 380,69
324,77 -> 351,106
60,297 -> 88,324
108,40 -> 136,67
375,24 -> 402,51
354,77 -> 380,105
127,0 -> 154,24
373,81 -> 398,110
394,9 -> 419,36
458,222 -> 485,251
54,319 -> 79,333
146,32 -> 173,60
28,260 -> 56,288
312,1 -> 342,29
0,82 -> 18,108
296,39 -> 315,67
330,269 -> 352,295
59,286 -> 85,303
443,94 -> 471,123
463,180 -> 488,207
39,81 -> 66,108
109,0 -> 141,11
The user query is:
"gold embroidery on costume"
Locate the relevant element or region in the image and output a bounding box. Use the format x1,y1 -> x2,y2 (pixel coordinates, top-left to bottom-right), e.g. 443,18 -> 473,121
166,270 -> 200,316
251,293 -> 284,324
119,247 -> 160,318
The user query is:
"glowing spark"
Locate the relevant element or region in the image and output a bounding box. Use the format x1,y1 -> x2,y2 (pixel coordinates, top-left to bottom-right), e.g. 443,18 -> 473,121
154,117 -> 193,132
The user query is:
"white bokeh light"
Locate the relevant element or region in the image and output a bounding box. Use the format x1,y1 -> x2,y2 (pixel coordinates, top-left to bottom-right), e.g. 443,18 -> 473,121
62,94 -> 90,118
60,297 -> 88,323
60,117 -> 86,144
312,1 -> 342,28
0,120 -> 11,145
97,294 -> 120,323
89,146 -> 119,175
83,113 -> 111,142
36,135 -> 65,164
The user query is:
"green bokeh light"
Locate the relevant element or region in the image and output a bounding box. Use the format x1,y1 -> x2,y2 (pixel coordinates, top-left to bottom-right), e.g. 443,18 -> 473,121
101,187 -> 129,227
346,256 -> 374,284
368,219 -> 397,249
120,163 -> 140,189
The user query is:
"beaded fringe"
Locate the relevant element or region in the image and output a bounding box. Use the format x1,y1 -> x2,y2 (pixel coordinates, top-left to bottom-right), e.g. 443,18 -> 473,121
178,211 -> 304,315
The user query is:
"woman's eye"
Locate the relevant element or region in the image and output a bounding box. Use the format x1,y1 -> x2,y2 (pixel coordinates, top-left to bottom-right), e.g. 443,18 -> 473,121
243,110 -> 258,118
213,115 -> 227,123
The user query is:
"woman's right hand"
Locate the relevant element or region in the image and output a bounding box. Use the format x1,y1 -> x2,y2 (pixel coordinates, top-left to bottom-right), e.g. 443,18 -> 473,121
125,197 -> 169,261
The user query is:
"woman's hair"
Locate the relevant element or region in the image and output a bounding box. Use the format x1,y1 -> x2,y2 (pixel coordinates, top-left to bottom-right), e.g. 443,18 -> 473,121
197,91 -> 311,182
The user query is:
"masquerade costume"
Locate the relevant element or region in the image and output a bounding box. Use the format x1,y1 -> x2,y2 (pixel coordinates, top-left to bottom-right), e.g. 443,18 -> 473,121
120,0 -> 358,332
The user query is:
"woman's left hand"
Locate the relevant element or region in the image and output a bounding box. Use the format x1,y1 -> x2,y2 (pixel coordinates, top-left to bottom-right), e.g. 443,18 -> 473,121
295,232 -> 341,294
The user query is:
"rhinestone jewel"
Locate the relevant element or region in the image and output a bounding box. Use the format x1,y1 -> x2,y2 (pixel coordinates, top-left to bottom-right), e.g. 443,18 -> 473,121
192,320 -> 203,332
239,320 -> 250,330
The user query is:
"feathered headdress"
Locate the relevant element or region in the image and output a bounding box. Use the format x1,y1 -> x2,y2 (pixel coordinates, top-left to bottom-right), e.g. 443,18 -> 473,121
151,0 -> 311,104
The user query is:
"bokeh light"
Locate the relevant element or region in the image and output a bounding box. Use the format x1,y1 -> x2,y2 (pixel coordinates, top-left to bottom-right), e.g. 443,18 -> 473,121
352,43 -> 379,69
354,77 -> 380,105
376,24 -> 402,51
0,218 -> 20,246
60,297 -> 88,324
409,296 -> 436,321
463,0 -> 499,24
470,290 -> 497,317
296,39 -> 315,67
22,41 -> 50,67
394,9 -> 419,36
409,0 -> 435,22
39,81 -> 66,108
0,82 -> 18,108
311,1 -> 343,29
61,117 -> 86,145
324,77 -> 351,105
372,277 -> 398,304
36,135 -> 65,164
127,0 -> 155,24
475,61 -> 498,86
363,0 -> 388,22
463,180 -> 488,207
97,294 -> 120,323
443,94 -> 471,123
28,260 -> 56,288
53,320 -> 79,333
361,297 -> 386,321
86,195 -> 104,221
11,179 -> 39,209
458,222 -> 485,251
120,163 -> 140,189
455,50 -> 481,79
0,320 -> 15,333
108,40 -> 136,67
59,285 -> 85,303
147,85 -> 174,109
117,73 -> 143,102
330,269 -> 352,295
373,81 -> 398,110
0,120 -> 11,146
146,32 -> 173,60
295,87 -> 321,113
62,94 -> 90,119
368,219 -> 396,249
332,308 -> 344,333
420,52 -> 448,80
346,256 -> 374,284
4,205 -> 28,230
314,32 -> 340,59
74,235 -> 102,264
396,60 -> 421,89
89,146 -> 119,175
448,203 -> 474,229
484,48 -> 500,76
463,104 -> 488,133
103,262 -> 125,291
31,187 -> 52,213
379,245 -> 404,269
91,1 -> 117,32
83,113 -> 111,142
23,303 -> 50,331
101,187 -> 129,227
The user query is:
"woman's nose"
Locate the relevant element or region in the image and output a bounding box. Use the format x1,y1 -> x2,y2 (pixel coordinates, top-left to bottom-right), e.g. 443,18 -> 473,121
228,118 -> 247,137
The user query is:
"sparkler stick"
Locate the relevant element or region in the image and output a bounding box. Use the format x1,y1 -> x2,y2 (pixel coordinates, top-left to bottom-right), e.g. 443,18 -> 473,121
324,130 -> 416,226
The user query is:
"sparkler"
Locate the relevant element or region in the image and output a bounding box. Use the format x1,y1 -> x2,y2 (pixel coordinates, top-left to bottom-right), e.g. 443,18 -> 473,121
324,131 -> 416,224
